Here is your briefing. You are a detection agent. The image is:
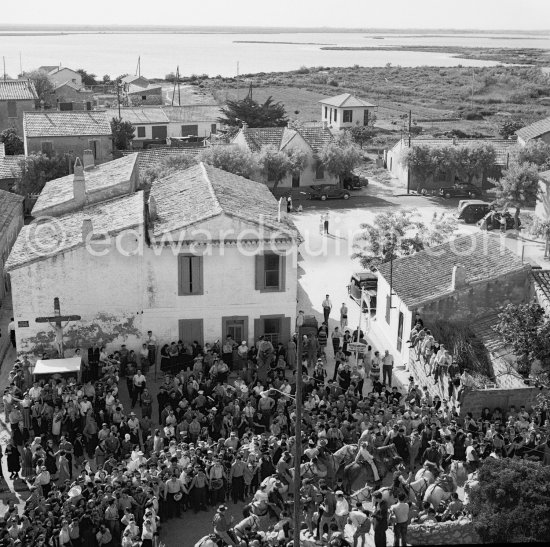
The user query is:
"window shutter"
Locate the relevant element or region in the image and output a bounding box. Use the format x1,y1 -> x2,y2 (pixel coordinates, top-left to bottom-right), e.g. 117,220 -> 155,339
254,318 -> 262,340
255,254 -> 264,290
278,254 -> 286,292
178,256 -> 191,295
281,316 -> 291,344
191,256 -> 203,295
385,295 -> 391,324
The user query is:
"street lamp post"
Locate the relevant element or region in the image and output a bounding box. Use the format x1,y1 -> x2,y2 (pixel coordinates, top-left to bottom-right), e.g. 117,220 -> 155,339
293,312 -> 304,546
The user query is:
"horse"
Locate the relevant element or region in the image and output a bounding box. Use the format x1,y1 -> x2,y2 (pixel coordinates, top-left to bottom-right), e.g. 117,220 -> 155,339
423,475 -> 457,510
463,471 -> 480,506
449,460 -> 468,488
342,444 -> 400,494
260,475 -> 289,495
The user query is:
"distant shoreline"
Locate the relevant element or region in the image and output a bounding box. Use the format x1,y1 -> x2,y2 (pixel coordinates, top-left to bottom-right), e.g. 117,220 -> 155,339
233,40 -> 335,45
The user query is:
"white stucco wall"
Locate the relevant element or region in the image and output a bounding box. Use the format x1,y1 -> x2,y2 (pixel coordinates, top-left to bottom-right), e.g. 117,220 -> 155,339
10,217 -> 298,356
535,179 -> 550,220
386,140 -> 408,187
167,121 -> 218,138
320,105 -> 375,131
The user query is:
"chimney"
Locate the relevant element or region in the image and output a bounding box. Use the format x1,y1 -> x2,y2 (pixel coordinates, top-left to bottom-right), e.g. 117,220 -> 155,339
148,195 -> 158,221
81,218 -> 93,243
451,264 -> 467,290
241,122 -> 248,129
287,121 -> 293,129
73,157 -> 86,208
83,149 -> 95,170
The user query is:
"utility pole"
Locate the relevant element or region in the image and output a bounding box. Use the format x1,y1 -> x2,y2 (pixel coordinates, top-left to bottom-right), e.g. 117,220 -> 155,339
293,313 -> 304,547
236,61 -> 239,99
2,57 -> 6,81
19,52 -> 22,76
116,80 -> 121,118
408,110 -> 412,146
471,69 -> 475,110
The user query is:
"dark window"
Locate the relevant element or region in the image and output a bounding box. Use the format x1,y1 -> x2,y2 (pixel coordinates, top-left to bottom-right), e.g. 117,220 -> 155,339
178,255 -> 204,295
263,317 -> 282,346
41,141 -> 53,157
364,109 -> 369,125
334,109 -> 337,122
179,319 -> 204,346
142,95 -> 147,100
7,101 -> 16,118
343,110 -> 353,123
152,126 -> 167,139
255,253 -> 286,292
88,140 -> 98,159
324,106 -> 328,118
211,123 -> 217,134
137,126 -> 146,138
315,163 -> 325,180
181,124 -> 199,137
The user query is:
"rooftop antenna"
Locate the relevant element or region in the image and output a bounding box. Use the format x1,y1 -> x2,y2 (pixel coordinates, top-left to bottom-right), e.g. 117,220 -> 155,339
19,52 -> 22,76
247,82 -> 253,101
2,57 -> 5,81
136,56 -> 141,77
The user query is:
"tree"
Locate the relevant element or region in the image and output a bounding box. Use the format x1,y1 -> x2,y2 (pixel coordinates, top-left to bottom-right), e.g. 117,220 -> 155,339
469,458 -> 550,544
351,209 -> 457,270
489,161 -> 540,215
110,117 -> 135,151
453,143 -> 497,184
256,145 -> 294,188
22,69 -> 54,104
14,153 -> 72,196
76,68 -> 98,87
0,128 -> 24,155
140,154 -> 198,187
219,96 -> 287,128
318,141 -> 362,185
286,147 -> 308,177
198,146 -> 258,179
102,75 -> 111,84
350,126 -> 375,149
493,301 -> 550,375
513,140 -> 550,170
498,118 -> 524,139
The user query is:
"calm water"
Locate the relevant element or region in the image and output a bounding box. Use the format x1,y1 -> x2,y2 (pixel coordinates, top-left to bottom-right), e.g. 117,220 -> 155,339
1,31 -> 549,78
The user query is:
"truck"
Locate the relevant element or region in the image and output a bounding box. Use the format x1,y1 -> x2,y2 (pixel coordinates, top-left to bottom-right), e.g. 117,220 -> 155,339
347,271 -> 377,314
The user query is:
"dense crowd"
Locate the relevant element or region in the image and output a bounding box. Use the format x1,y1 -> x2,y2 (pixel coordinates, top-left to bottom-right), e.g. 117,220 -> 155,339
0,317 -> 549,547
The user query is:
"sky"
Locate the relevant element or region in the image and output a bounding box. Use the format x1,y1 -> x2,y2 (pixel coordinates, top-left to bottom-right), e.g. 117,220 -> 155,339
2,0 -> 550,30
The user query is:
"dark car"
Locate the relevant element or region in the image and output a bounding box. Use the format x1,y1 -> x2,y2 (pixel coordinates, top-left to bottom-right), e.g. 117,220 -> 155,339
348,271 -> 377,314
308,185 -> 350,201
343,174 -> 369,190
439,182 -> 482,199
477,210 -> 520,231
457,200 -> 492,224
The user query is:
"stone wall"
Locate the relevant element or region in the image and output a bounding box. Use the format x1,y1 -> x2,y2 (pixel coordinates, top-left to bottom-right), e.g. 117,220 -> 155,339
461,386 -> 547,416
407,518 -> 481,545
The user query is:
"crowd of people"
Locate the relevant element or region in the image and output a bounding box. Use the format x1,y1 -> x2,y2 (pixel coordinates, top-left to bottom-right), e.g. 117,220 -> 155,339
0,314 -> 548,547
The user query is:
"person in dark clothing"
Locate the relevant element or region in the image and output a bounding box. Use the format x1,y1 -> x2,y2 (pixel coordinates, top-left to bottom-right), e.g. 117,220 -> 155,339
372,494 -> 388,547
393,428 -> 409,462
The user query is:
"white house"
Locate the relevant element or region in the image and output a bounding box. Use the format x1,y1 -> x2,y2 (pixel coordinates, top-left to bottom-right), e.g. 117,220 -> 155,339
232,124 -> 338,188
162,105 -> 223,138
6,161 -> 299,356
46,67 -> 83,89
106,108 -> 169,148
516,117 -> 550,147
319,93 -> 376,131
535,170 -> 550,221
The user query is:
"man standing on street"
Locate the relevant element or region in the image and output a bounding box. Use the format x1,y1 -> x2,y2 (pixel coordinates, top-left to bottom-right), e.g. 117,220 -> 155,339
382,350 -> 394,387
324,212 -> 330,235
340,303 -> 348,330
145,330 -> 157,372
322,295 -> 332,324
390,493 -> 410,547
8,318 -> 16,349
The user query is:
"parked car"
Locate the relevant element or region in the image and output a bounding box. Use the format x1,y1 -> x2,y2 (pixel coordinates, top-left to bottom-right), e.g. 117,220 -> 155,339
477,210 -> 520,231
439,182 -> 482,199
343,173 -> 369,190
308,185 -> 350,200
348,271 -> 377,314
457,200 -> 492,224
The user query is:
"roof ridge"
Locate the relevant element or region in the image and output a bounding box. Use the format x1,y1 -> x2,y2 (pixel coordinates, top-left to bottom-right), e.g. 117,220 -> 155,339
200,162 -> 223,216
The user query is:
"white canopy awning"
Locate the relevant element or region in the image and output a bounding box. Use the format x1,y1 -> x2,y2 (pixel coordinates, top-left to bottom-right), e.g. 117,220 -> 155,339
33,357 -> 82,376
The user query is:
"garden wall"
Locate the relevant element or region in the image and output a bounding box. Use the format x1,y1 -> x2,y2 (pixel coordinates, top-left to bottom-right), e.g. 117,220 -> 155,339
407,518 -> 481,545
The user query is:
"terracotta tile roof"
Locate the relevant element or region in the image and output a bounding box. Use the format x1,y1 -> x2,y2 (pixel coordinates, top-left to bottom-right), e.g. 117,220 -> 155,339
24,111 -> 112,138
127,83 -> 162,95
376,233 -> 530,309
121,75 -> 148,86
149,162 -> 298,240
161,105 -> 222,123
7,191 -> 144,271
319,93 -> 376,108
398,137 -> 515,166
240,127 -> 286,152
38,66 -> 59,74
531,269 -> 550,312
516,117 -> 550,142
0,80 -> 38,101
0,189 -> 23,235
296,126 -> 334,153
32,154 -> 138,217
105,108 -> 169,125
53,80 -> 85,92
280,129 -> 298,150
0,155 -> 23,180
120,147 -> 202,172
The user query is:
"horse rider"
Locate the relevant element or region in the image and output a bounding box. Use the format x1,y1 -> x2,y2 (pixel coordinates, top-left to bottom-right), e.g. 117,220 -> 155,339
422,440 -> 443,471
275,451 -> 293,486
391,458 -> 411,499
212,505 -> 236,547
233,513 -> 260,542
354,441 -> 381,483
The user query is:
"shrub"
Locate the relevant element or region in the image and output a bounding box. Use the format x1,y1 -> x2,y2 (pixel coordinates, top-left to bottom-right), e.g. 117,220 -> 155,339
328,79 -> 339,87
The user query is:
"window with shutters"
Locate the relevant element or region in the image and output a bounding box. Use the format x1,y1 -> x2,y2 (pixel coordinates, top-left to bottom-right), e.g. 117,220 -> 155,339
324,106 -> 328,118
88,140 -> 98,159
211,124 -> 217,134
137,126 -> 146,138
334,109 -> 337,122
7,101 -> 16,118
255,252 -> 286,292
364,109 -> 369,125
181,124 -> 199,137
315,163 -> 325,180
178,255 -> 204,295
343,110 -> 353,123
41,141 -> 53,157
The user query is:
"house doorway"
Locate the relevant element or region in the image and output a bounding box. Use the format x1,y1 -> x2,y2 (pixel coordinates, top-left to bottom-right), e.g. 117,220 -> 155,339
397,311 -> 404,352
292,173 -> 300,188
222,316 -> 248,343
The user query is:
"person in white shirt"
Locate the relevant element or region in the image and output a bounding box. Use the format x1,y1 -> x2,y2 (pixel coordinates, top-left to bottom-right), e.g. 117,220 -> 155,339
322,295 -> 333,323
131,370 -> 146,408
354,442 -> 380,482
334,490 -> 350,531
28,382 -> 42,401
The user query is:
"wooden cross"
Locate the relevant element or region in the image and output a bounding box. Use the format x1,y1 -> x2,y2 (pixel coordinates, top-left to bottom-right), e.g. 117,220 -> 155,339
35,297 -> 81,358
